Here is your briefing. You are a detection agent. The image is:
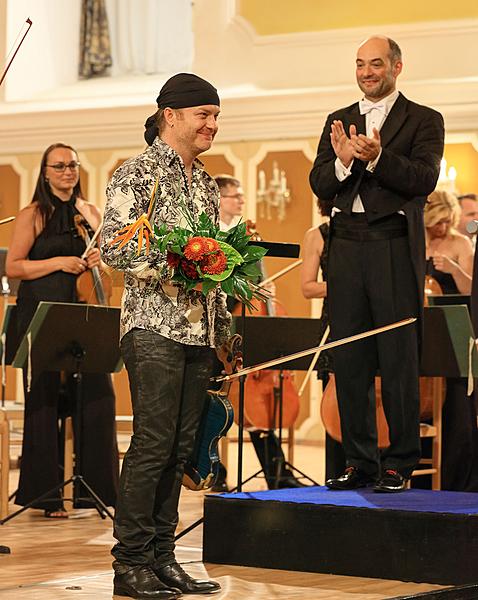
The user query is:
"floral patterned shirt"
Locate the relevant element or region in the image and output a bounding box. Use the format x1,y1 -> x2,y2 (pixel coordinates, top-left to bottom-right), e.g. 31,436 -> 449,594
101,138 -> 231,347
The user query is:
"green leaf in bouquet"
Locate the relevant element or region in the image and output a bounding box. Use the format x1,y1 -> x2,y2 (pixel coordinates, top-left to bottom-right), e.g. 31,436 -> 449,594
201,278 -> 218,295
169,243 -> 184,256
218,241 -> 244,267
228,221 -> 248,237
238,262 -> 263,278
154,223 -> 169,237
220,277 -> 235,296
196,212 -> 217,237
203,264 -> 234,282
233,275 -> 253,300
242,245 -> 268,262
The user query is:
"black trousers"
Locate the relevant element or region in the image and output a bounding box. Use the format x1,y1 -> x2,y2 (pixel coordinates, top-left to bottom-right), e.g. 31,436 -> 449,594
328,213 -> 421,478
16,370 -> 119,509
112,329 -> 215,567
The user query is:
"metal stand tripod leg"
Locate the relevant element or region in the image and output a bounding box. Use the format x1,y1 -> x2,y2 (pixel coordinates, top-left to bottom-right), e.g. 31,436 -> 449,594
0,475 -> 113,524
174,467 -> 264,542
1,350 -> 114,524
270,369 -> 318,488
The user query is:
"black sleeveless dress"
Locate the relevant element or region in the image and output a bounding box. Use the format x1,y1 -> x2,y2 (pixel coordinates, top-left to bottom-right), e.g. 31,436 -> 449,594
316,222 -> 332,377
15,196 -> 119,510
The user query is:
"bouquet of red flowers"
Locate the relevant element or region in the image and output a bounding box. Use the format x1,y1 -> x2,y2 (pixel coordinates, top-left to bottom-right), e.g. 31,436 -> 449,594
155,209 -> 267,307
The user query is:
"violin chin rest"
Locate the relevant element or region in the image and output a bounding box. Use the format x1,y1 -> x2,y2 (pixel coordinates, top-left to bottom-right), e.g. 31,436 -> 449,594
182,467 -> 214,491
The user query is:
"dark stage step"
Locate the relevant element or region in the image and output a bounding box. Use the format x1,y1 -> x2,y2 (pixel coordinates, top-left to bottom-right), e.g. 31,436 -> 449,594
203,486 -> 478,587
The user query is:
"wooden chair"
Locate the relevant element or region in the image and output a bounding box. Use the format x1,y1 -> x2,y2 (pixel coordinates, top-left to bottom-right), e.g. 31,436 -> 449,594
410,377 -> 444,490
0,410 -> 10,520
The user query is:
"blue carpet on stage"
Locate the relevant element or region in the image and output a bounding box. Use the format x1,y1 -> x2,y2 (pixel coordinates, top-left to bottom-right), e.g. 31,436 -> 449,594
217,485 -> 478,514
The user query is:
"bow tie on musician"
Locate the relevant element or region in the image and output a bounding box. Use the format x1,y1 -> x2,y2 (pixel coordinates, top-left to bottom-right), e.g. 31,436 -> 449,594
358,98 -> 387,115
210,173 -> 307,491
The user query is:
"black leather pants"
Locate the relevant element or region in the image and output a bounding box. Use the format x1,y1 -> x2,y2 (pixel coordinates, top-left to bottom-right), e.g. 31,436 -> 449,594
112,329 -> 215,567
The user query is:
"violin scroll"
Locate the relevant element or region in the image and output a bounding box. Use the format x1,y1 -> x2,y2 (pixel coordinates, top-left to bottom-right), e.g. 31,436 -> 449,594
216,333 -> 242,379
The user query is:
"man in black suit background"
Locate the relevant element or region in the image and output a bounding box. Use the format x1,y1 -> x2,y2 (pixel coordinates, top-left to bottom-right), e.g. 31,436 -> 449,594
310,36 -> 444,492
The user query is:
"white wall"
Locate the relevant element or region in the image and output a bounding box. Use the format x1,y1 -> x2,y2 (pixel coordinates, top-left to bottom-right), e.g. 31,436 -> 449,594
5,0 -> 81,101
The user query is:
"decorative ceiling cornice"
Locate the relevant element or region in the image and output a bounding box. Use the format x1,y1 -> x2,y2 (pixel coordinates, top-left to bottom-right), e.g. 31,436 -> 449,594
0,78 -> 477,154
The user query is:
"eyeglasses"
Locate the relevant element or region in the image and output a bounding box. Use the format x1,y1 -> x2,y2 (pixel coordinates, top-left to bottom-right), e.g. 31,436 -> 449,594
46,161 -> 81,173
221,194 -> 244,200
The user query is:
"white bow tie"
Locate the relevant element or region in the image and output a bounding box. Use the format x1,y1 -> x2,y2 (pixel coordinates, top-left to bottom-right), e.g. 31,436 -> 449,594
359,99 -> 386,115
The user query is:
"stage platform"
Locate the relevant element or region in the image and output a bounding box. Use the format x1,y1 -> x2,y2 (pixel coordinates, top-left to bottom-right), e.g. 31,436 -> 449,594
203,486 -> 478,588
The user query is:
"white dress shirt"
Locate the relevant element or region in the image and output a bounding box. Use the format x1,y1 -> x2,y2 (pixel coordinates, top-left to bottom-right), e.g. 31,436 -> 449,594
334,89 -> 400,213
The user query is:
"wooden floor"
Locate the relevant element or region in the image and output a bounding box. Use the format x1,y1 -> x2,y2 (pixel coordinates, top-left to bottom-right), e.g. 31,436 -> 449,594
0,440 -> 449,599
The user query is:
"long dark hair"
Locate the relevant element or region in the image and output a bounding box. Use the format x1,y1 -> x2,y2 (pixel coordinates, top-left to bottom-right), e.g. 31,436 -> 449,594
317,197 -> 333,217
32,143 -> 83,226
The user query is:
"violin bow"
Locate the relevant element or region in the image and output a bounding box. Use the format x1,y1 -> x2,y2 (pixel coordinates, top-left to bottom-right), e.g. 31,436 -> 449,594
80,220 -> 103,259
0,18 -> 33,87
214,317 -> 417,382
298,324 -> 330,397
259,258 -> 303,288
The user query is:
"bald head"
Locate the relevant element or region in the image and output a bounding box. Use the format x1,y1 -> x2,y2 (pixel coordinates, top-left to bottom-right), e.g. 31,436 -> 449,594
356,36 -> 403,101
359,36 -> 402,63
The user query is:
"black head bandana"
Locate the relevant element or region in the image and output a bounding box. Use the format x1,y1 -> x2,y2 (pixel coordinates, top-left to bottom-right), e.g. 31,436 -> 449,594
144,73 -> 219,145
156,72 -> 220,109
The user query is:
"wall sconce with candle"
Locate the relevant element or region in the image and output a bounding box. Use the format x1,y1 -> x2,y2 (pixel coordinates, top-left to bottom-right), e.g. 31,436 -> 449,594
437,158 -> 458,194
257,161 -> 291,221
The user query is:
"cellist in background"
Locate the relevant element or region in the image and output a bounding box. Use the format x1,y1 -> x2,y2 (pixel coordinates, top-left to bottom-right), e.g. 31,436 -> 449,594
6,142 -> 119,518
212,174 -> 306,490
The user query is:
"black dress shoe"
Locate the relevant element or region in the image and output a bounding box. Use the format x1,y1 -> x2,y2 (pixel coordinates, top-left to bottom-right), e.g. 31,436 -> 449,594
326,466 -> 375,490
113,563 -> 181,599
374,469 -> 407,493
154,562 -> 220,595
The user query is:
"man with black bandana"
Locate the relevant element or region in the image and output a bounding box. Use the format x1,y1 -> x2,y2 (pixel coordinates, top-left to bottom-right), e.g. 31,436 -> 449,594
102,73 -> 229,599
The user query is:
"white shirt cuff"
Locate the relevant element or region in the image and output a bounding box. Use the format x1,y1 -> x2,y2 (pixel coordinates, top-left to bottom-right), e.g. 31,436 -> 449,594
335,157 -> 353,181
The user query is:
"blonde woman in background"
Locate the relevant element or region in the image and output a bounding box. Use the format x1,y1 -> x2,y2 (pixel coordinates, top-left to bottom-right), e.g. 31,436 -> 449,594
425,190 -> 473,295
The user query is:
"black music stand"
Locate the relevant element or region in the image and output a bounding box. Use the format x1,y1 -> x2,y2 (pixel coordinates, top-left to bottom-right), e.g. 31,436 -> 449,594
232,315 -> 322,489
0,302 -> 122,524
421,304 -> 478,377
233,240 -> 301,492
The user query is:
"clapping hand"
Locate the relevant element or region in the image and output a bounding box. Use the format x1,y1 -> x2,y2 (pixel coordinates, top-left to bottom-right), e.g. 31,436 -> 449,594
350,127 -> 381,162
330,120 -> 355,167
